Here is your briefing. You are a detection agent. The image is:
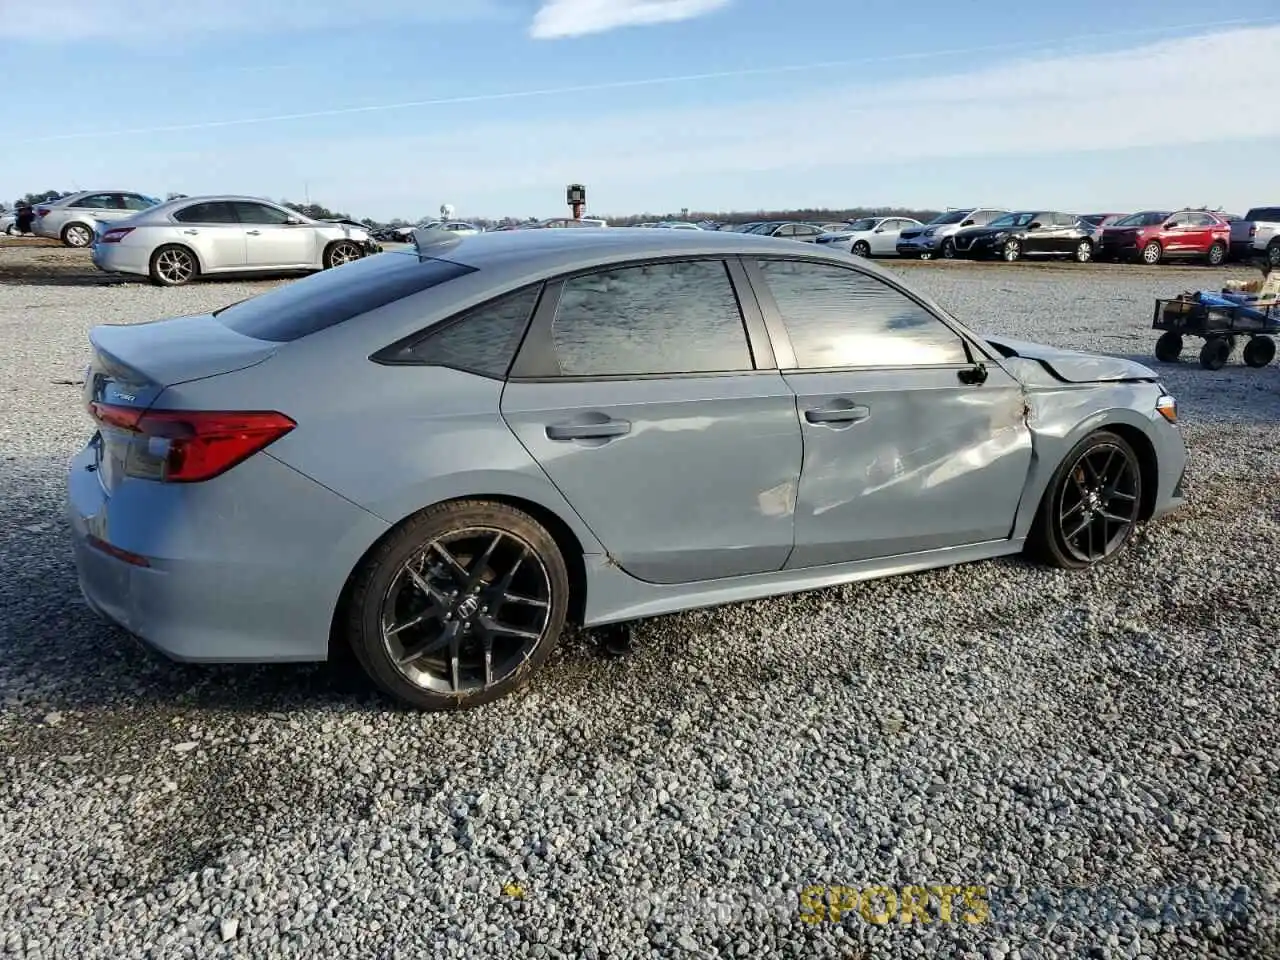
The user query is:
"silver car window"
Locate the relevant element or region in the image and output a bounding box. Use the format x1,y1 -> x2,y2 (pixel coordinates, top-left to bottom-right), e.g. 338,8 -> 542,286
550,260 -> 752,377
75,194 -> 117,210
232,202 -> 294,225
755,259 -> 969,369
174,201 -> 239,224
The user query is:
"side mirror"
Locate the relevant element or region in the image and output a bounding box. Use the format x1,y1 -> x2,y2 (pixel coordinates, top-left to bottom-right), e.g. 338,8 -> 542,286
1028,221 -> 1042,230
961,219 -> 974,227
285,216 -> 304,225
873,227 -> 884,233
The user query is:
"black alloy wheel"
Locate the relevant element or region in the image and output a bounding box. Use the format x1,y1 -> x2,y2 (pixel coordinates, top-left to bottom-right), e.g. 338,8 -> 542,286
1029,431 -> 1142,570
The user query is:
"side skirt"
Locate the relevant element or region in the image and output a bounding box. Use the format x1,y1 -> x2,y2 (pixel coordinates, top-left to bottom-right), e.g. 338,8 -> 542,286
581,538 -> 1025,627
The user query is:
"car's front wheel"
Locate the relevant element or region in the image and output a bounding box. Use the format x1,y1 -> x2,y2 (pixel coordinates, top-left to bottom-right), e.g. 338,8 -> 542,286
324,240 -> 365,269
940,238 -> 956,259
852,240 -> 871,258
1027,430 -> 1143,570
344,500 -> 570,710
1141,241 -> 1163,265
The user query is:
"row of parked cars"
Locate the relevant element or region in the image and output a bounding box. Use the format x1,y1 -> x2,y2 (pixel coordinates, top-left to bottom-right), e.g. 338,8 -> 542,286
735,207 -> 1280,268
6,190 -> 1279,287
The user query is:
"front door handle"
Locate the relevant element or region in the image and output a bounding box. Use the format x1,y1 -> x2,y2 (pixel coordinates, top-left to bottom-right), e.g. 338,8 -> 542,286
804,404 -> 870,425
546,418 -> 631,441
182,229 -> 198,235
245,229 -> 261,236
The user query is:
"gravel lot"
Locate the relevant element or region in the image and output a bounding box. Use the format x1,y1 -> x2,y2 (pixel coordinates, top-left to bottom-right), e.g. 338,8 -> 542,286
1,240 -> 1277,959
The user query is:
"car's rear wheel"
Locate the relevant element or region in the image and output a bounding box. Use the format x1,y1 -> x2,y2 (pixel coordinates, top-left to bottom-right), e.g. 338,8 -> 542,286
62,223 -> 94,248
1074,239 -> 1093,263
1267,240 -> 1280,268
324,240 -> 364,269
344,500 -> 570,710
148,245 -> 199,286
1002,239 -> 1022,262
1028,430 -> 1142,570
1154,331 -> 1183,363
1141,241 -> 1163,265
1207,241 -> 1227,267
852,240 -> 871,258
1243,335 -> 1276,368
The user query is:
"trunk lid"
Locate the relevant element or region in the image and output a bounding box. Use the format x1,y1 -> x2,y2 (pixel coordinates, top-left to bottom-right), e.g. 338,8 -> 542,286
83,314 -> 279,493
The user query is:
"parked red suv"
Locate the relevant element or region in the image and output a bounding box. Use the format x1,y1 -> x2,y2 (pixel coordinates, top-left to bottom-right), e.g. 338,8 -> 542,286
1099,209 -> 1231,266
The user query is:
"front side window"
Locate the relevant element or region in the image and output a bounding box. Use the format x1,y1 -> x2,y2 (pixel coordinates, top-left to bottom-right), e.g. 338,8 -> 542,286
755,259 -> 970,369
375,286 -> 541,377
232,202 -> 294,225
549,260 -> 752,377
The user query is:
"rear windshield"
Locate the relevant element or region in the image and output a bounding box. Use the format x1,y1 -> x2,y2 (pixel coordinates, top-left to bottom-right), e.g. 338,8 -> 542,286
1245,207 -> 1280,222
213,253 -> 476,342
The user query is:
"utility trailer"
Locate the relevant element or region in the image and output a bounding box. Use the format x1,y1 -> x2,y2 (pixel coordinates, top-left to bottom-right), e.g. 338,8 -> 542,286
1151,290 -> 1279,369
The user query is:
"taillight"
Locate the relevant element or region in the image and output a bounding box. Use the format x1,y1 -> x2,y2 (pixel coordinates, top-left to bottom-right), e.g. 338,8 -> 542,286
88,402 -> 295,482
36,207 -> 50,217
100,227 -> 135,243
1249,225 -> 1257,238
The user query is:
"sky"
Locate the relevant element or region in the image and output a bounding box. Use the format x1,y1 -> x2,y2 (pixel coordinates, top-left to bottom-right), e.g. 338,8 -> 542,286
1,0 -> 1278,222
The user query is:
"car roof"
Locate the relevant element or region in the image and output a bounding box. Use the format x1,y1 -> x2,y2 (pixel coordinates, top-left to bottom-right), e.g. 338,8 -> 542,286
415,225 -> 894,281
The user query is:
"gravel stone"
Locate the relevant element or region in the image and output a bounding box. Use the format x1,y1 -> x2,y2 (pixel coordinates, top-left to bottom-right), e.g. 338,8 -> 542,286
0,245 -> 1278,958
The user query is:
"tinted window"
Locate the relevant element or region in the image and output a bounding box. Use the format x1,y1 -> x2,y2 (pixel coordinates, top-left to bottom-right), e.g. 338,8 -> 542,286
1245,207 -> 1280,222
550,260 -> 752,377
233,202 -> 293,225
971,210 -> 1004,226
214,253 -> 477,342
74,194 -> 115,209
174,201 -> 239,224
375,285 -> 540,377
756,259 -> 969,369
121,194 -> 156,211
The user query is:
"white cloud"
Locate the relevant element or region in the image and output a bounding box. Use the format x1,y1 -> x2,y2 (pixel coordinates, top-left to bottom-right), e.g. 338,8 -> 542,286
530,0 -> 731,39
0,0 -> 504,42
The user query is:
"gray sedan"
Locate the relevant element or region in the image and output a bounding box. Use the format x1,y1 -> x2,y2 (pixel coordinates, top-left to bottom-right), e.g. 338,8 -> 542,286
91,195 -> 378,286
32,190 -> 161,247
68,228 -> 1188,710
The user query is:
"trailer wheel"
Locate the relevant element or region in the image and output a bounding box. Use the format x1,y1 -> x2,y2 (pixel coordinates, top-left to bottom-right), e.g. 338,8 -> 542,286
1199,336 -> 1231,370
1243,335 -> 1276,368
1154,331 -> 1183,363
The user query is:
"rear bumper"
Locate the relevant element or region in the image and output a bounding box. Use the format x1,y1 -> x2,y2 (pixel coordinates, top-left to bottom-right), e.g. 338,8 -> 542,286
66,443 -> 390,663
91,242 -> 151,277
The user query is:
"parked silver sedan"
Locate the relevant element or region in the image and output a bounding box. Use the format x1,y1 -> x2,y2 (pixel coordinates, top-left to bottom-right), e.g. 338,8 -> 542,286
91,195 -> 378,286
33,190 -> 161,247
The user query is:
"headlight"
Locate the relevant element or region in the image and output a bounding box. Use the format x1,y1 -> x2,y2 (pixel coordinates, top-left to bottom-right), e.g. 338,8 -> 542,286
922,228 -> 937,238
1156,392 -> 1177,424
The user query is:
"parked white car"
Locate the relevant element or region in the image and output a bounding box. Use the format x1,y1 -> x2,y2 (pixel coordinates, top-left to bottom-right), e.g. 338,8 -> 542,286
32,190 -> 161,247
91,195 -> 378,286
815,216 -> 925,257
1229,205 -> 1280,265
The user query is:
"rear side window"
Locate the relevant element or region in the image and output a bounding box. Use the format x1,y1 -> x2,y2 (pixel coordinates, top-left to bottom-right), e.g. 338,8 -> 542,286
174,202 -> 239,224
372,285 -> 541,377
213,254 -> 477,342
1245,208 -> 1280,222
549,260 -> 752,377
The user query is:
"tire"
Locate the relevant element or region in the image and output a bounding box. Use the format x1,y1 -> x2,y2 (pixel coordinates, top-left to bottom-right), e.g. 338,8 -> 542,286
343,500 -> 570,711
1154,331 -> 1183,363
1268,241 -> 1280,268
324,240 -> 365,269
940,238 -> 956,259
1141,241 -> 1163,265
1026,430 -> 1143,570
852,240 -> 871,258
1199,336 -> 1231,370
1206,241 -> 1227,267
1002,239 -> 1022,262
62,222 -> 94,248
1243,335 -> 1276,368
1073,239 -> 1093,263
148,244 -> 199,287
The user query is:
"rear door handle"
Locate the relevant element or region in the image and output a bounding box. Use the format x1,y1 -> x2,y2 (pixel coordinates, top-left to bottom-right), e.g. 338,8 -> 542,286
545,419 -> 631,441
245,229 -> 261,236
804,404 -> 870,425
